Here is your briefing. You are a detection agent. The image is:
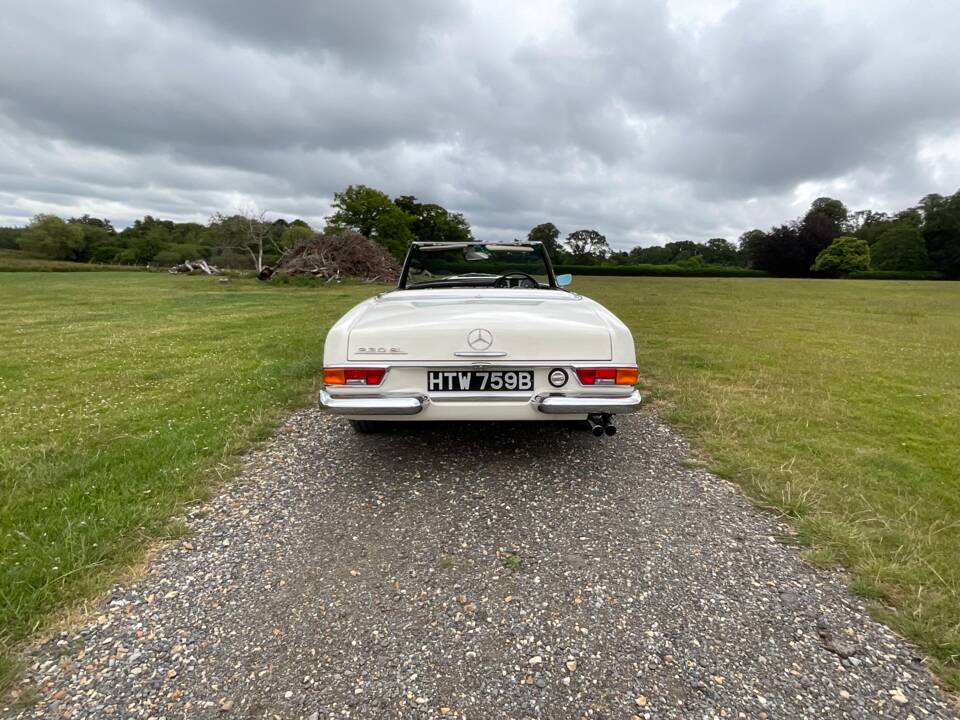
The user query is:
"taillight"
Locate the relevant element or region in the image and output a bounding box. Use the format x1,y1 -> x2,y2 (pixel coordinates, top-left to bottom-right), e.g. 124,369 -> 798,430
323,367 -> 386,386
575,367 -> 638,386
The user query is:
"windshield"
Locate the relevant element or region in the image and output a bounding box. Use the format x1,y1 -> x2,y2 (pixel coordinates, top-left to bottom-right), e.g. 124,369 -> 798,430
401,243 -> 554,289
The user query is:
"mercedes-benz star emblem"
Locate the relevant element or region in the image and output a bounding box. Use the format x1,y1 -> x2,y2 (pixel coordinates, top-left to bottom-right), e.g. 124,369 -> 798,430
467,328 -> 493,350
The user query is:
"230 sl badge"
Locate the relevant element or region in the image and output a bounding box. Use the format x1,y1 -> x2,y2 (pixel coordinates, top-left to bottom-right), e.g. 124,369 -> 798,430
355,347 -> 407,354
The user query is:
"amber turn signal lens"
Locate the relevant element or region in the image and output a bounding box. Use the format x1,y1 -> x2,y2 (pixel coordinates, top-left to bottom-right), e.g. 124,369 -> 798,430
323,368 -> 345,385
615,367 -> 638,385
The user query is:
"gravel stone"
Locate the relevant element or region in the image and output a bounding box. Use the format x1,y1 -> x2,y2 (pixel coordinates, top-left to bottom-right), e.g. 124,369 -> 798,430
3,410 -> 958,719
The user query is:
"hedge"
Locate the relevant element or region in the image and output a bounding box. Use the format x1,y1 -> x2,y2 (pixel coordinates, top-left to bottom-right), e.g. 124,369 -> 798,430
553,263 -> 768,278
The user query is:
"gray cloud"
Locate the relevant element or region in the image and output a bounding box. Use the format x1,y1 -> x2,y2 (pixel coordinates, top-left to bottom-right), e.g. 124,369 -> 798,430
1,0 -> 959,248
161,0 -> 466,68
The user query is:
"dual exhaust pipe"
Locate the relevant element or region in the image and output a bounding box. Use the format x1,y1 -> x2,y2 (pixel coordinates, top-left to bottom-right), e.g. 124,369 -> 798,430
587,413 -> 617,437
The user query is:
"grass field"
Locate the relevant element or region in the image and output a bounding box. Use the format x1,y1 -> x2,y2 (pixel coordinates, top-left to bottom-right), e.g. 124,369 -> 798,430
0,273 -> 382,686
576,276 -> 960,689
1,273 -> 958,691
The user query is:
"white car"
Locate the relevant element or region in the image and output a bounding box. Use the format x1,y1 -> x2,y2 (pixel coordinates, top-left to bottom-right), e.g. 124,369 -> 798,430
320,240 -> 640,434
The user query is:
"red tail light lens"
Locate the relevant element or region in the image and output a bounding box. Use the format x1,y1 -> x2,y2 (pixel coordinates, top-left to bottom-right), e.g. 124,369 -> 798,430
575,367 -> 638,385
323,367 -> 386,386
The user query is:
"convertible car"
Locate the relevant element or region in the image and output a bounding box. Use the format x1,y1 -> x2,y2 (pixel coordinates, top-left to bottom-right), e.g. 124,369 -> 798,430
320,240 -> 640,435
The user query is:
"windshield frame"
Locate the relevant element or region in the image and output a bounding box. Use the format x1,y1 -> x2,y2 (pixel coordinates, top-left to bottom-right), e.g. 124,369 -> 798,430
397,241 -> 560,290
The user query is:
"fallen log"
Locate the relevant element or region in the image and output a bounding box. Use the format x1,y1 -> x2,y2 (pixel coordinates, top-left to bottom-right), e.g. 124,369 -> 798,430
169,259 -> 223,275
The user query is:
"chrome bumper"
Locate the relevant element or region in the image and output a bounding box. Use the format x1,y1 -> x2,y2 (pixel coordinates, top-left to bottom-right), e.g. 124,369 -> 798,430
534,389 -> 642,414
319,390 -> 425,416
319,388 -> 641,416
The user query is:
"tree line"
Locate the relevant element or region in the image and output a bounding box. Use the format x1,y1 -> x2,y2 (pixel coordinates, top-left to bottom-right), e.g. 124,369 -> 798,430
738,192 -> 960,278
0,212 -> 315,270
3,184 -> 958,278
325,184 -> 960,278
0,185 -> 477,270
529,191 -> 960,278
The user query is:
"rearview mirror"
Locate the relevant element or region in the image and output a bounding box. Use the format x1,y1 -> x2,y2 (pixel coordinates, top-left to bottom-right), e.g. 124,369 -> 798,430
556,273 -> 572,287
464,248 -> 490,261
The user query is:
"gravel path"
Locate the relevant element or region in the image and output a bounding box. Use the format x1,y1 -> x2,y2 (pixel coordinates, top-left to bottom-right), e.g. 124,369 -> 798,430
5,410 -> 957,719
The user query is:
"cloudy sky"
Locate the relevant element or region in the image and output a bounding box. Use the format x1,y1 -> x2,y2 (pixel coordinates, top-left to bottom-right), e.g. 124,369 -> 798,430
1,0 -> 959,249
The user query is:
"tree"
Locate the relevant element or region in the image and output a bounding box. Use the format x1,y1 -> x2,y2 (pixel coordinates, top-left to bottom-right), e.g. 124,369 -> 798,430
663,240 -> 699,263
357,206 -> 412,259
130,226 -> 172,264
394,196 -> 472,246
280,223 -> 314,248
0,226 -> 23,250
744,224 -> 806,276
527,223 -> 563,258
871,224 -> 929,271
855,212 -> 893,247
811,236 -> 870,276
18,215 -> 86,261
799,197 -> 848,272
208,210 -> 274,272
67,215 -> 117,262
808,197 -> 848,228
628,244 -> 673,264
327,184 -> 395,237
738,229 -> 767,269
327,185 -> 413,258
702,238 -> 741,266
68,214 -> 115,232
564,229 -> 610,263
845,209 -> 886,234
920,191 -> 960,278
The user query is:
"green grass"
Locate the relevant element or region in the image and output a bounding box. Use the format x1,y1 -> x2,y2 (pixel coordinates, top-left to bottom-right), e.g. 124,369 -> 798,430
2,273 -> 959,692
0,273 -> 385,685
500,554 -> 522,572
573,276 -> 960,689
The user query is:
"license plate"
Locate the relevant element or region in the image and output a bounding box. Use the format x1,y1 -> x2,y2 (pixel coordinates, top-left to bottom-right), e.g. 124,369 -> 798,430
428,370 -> 534,392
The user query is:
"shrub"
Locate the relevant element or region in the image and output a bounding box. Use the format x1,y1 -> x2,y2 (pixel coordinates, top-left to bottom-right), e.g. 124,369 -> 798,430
209,251 -> 252,269
811,236 -> 870,276
552,263 -> 767,278
90,245 -> 123,264
152,250 -> 184,267
0,227 -> 21,249
153,244 -> 202,266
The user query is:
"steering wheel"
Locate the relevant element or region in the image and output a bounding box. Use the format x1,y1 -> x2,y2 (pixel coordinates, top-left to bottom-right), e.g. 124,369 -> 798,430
492,272 -> 539,288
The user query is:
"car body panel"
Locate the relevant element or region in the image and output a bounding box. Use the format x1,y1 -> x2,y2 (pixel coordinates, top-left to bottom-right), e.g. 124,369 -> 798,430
346,289 -> 614,362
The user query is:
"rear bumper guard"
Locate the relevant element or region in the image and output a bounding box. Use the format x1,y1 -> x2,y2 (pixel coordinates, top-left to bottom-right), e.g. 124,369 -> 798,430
319,389 -> 641,416
534,389 -> 641,414
319,390 -> 425,416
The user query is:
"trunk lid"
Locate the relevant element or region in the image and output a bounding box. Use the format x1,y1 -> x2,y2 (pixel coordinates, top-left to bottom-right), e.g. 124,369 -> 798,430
347,289 -> 611,362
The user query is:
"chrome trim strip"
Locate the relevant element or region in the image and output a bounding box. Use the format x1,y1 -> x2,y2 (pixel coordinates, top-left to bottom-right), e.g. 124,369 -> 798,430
319,390 -> 424,416
430,391 -> 531,402
453,351 -> 508,358
534,389 -> 642,415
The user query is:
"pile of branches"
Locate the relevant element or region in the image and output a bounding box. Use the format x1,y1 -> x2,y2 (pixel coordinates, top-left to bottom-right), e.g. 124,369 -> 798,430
259,231 -> 400,282
169,259 -> 222,275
